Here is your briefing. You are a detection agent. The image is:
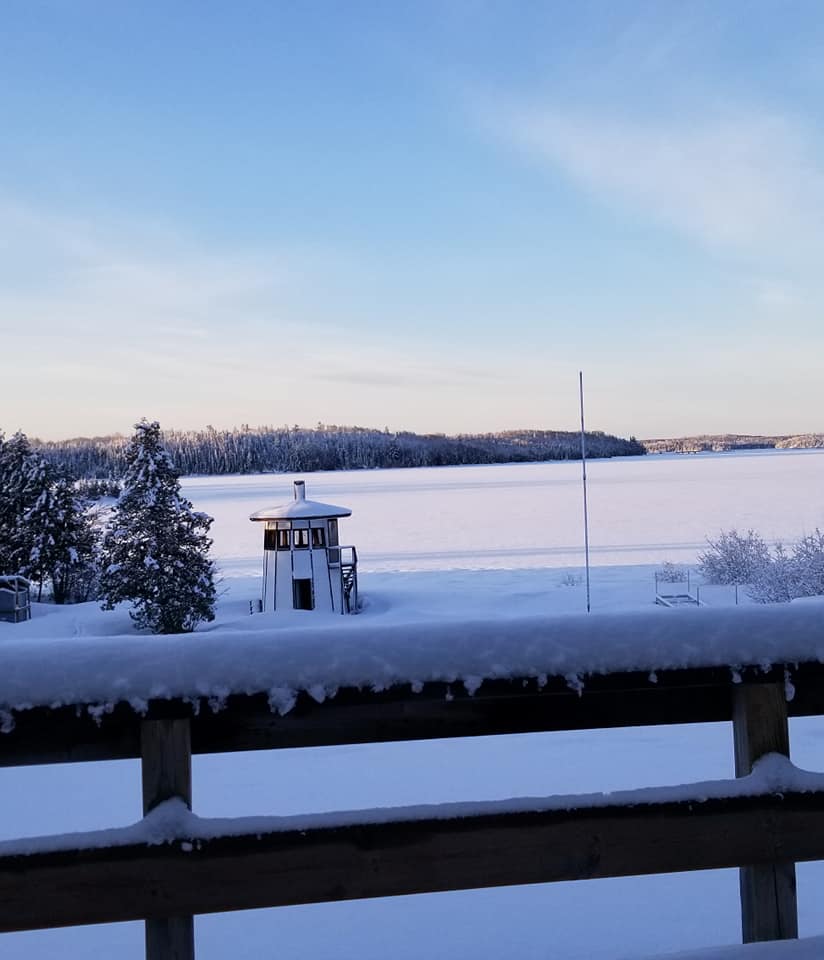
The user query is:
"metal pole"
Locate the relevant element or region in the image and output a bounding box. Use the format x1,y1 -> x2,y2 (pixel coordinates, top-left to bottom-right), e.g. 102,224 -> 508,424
579,371 -> 591,613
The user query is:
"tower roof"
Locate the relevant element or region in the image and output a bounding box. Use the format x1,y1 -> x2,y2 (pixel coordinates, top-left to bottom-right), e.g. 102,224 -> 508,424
249,480 -> 352,522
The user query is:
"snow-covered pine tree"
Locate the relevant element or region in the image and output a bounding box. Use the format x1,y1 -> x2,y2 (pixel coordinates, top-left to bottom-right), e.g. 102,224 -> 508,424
24,465 -> 100,603
20,457 -> 56,600
0,430 -> 40,574
99,420 -> 216,633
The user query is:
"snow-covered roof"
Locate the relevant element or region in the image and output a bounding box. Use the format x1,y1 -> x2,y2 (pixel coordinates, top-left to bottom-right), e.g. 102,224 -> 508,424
249,480 -> 352,522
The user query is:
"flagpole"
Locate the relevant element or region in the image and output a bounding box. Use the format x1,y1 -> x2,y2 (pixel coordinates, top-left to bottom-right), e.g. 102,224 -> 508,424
579,371 -> 591,613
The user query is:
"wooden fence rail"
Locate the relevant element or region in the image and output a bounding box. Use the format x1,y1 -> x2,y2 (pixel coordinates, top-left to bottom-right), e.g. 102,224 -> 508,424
2,658 -> 824,959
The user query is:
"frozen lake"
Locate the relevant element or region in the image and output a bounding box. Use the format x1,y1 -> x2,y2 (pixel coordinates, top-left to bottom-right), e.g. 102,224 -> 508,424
187,447 -> 824,573
3,449 -> 824,959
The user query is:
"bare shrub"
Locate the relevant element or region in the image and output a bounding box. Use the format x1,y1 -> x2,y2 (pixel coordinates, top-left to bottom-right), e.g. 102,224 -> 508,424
656,561 -> 687,583
697,530 -> 770,585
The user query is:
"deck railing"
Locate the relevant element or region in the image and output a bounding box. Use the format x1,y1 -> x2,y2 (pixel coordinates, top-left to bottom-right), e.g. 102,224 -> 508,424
2,639 -> 824,959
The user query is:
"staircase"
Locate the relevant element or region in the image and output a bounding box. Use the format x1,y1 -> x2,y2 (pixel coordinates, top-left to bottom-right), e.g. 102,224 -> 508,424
339,546 -> 359,614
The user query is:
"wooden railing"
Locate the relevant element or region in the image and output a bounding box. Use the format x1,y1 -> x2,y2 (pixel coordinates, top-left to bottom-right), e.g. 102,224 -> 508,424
2,655 -> 824,959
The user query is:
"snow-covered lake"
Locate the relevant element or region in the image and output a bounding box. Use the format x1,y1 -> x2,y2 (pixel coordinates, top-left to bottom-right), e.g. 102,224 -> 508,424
3,449 -> 824,959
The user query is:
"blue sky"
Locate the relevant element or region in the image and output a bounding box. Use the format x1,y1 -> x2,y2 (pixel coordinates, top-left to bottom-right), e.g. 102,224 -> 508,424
2,1 -> 824,440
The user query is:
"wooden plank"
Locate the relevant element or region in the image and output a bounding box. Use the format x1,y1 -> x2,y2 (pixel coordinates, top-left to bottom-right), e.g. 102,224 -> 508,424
141,719 -> 194,960
733,683 -> 798,943
141,719 -> 192,815
6,662 -> 824,769
2,791 -> 824,933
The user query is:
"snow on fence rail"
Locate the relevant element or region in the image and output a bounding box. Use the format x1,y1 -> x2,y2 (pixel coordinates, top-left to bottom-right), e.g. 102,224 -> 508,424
2,603 -> 824,719
2,608 -> 824,960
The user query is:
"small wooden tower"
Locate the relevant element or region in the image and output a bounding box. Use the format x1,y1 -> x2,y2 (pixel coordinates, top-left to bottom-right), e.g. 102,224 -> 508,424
249,480 -> 359,614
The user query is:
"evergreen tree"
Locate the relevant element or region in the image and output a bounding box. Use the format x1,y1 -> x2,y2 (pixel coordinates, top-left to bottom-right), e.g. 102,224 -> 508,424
0,431 -> 40,574
20,457 -> 56,599
99,420 -> 216,633
24,467 -> 100,603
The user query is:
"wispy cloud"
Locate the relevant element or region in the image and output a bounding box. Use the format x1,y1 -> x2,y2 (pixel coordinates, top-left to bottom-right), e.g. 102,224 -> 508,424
493,102 -> 824,270
0,199 -> 519,438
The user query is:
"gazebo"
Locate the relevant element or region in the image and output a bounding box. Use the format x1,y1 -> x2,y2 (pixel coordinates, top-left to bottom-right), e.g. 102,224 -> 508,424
249,480 -> 359,614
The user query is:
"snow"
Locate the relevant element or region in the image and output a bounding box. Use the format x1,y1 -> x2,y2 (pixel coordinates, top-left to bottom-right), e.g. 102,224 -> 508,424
1,752 -> 820,858
640,938 -> 824,960
2,604 -> 824,721
3,450 -> 824,959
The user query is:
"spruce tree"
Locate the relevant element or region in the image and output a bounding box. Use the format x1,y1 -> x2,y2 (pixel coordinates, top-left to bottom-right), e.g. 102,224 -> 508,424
99,420 -> 216,633
0,431 -> 40,574
24,466 -> 100,603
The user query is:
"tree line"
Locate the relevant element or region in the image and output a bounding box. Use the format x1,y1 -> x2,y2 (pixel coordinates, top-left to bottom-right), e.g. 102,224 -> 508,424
644,433 -> 824,454
31,424 -> 646,479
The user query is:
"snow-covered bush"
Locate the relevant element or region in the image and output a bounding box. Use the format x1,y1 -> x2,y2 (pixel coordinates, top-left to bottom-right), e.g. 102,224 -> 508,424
749,530 -> 824,604
99,420 -> 216,633
656,561 -> 686,583
699,526 -> 824,604
697,529 -> 770,585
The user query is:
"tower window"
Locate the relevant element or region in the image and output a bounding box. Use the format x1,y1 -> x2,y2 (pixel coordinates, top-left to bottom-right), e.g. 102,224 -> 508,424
293,529 -> 310,549
312,528 -> 325,547
276,529 -> 290,550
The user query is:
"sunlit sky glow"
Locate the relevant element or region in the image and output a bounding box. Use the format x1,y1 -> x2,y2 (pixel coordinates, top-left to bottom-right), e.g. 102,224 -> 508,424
2,1 -> 824,441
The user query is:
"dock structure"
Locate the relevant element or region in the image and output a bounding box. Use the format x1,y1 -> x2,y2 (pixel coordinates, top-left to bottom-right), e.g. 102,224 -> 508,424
655,569 -> 702,607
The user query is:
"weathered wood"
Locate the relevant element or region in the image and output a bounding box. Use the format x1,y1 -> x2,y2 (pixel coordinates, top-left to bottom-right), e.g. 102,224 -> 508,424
141,719 -> 192,815
1,791 -> 823,933
4,662 -> 824,769
733,683 -> 798,943
146,916 -> 195,960
141,719 -> 194,960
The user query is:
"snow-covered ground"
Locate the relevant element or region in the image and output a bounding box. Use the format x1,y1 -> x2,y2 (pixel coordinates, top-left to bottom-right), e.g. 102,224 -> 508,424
3,450 -> 824,958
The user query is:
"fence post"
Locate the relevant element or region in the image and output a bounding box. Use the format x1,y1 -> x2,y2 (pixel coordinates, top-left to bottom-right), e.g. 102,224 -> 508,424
732,683 -> 797,943
141,718 -> 195,960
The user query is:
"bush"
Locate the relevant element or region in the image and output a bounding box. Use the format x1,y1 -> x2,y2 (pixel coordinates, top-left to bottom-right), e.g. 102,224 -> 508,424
656,561 -> 687,583
697,530 -> 770,585
749,530 -> 824,604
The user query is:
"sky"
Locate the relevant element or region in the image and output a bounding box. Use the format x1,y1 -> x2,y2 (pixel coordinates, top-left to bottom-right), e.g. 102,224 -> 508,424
2,1 -> 824,441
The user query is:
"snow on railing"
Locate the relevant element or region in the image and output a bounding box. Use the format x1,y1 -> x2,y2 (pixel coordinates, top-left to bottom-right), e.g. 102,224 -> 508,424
2,603 -> 824,721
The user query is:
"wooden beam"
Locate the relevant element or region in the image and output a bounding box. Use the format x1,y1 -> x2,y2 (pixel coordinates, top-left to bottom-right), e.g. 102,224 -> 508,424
141,719 -> 194,960
5,662 -> 824,769
2,791 -> 824,933
733,683 -> 797,943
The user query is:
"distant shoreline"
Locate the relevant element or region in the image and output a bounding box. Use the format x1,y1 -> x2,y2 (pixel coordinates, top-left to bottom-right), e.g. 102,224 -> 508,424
643,433 -> 824,454
30,425 -> 646,480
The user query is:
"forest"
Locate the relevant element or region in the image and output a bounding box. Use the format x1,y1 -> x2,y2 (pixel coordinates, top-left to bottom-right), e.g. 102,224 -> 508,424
643,433 -> 824,454
31,424 -> 647,479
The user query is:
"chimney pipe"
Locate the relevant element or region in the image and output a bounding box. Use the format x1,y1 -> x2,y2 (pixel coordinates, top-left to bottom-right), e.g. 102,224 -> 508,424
294,480 -> 306,501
